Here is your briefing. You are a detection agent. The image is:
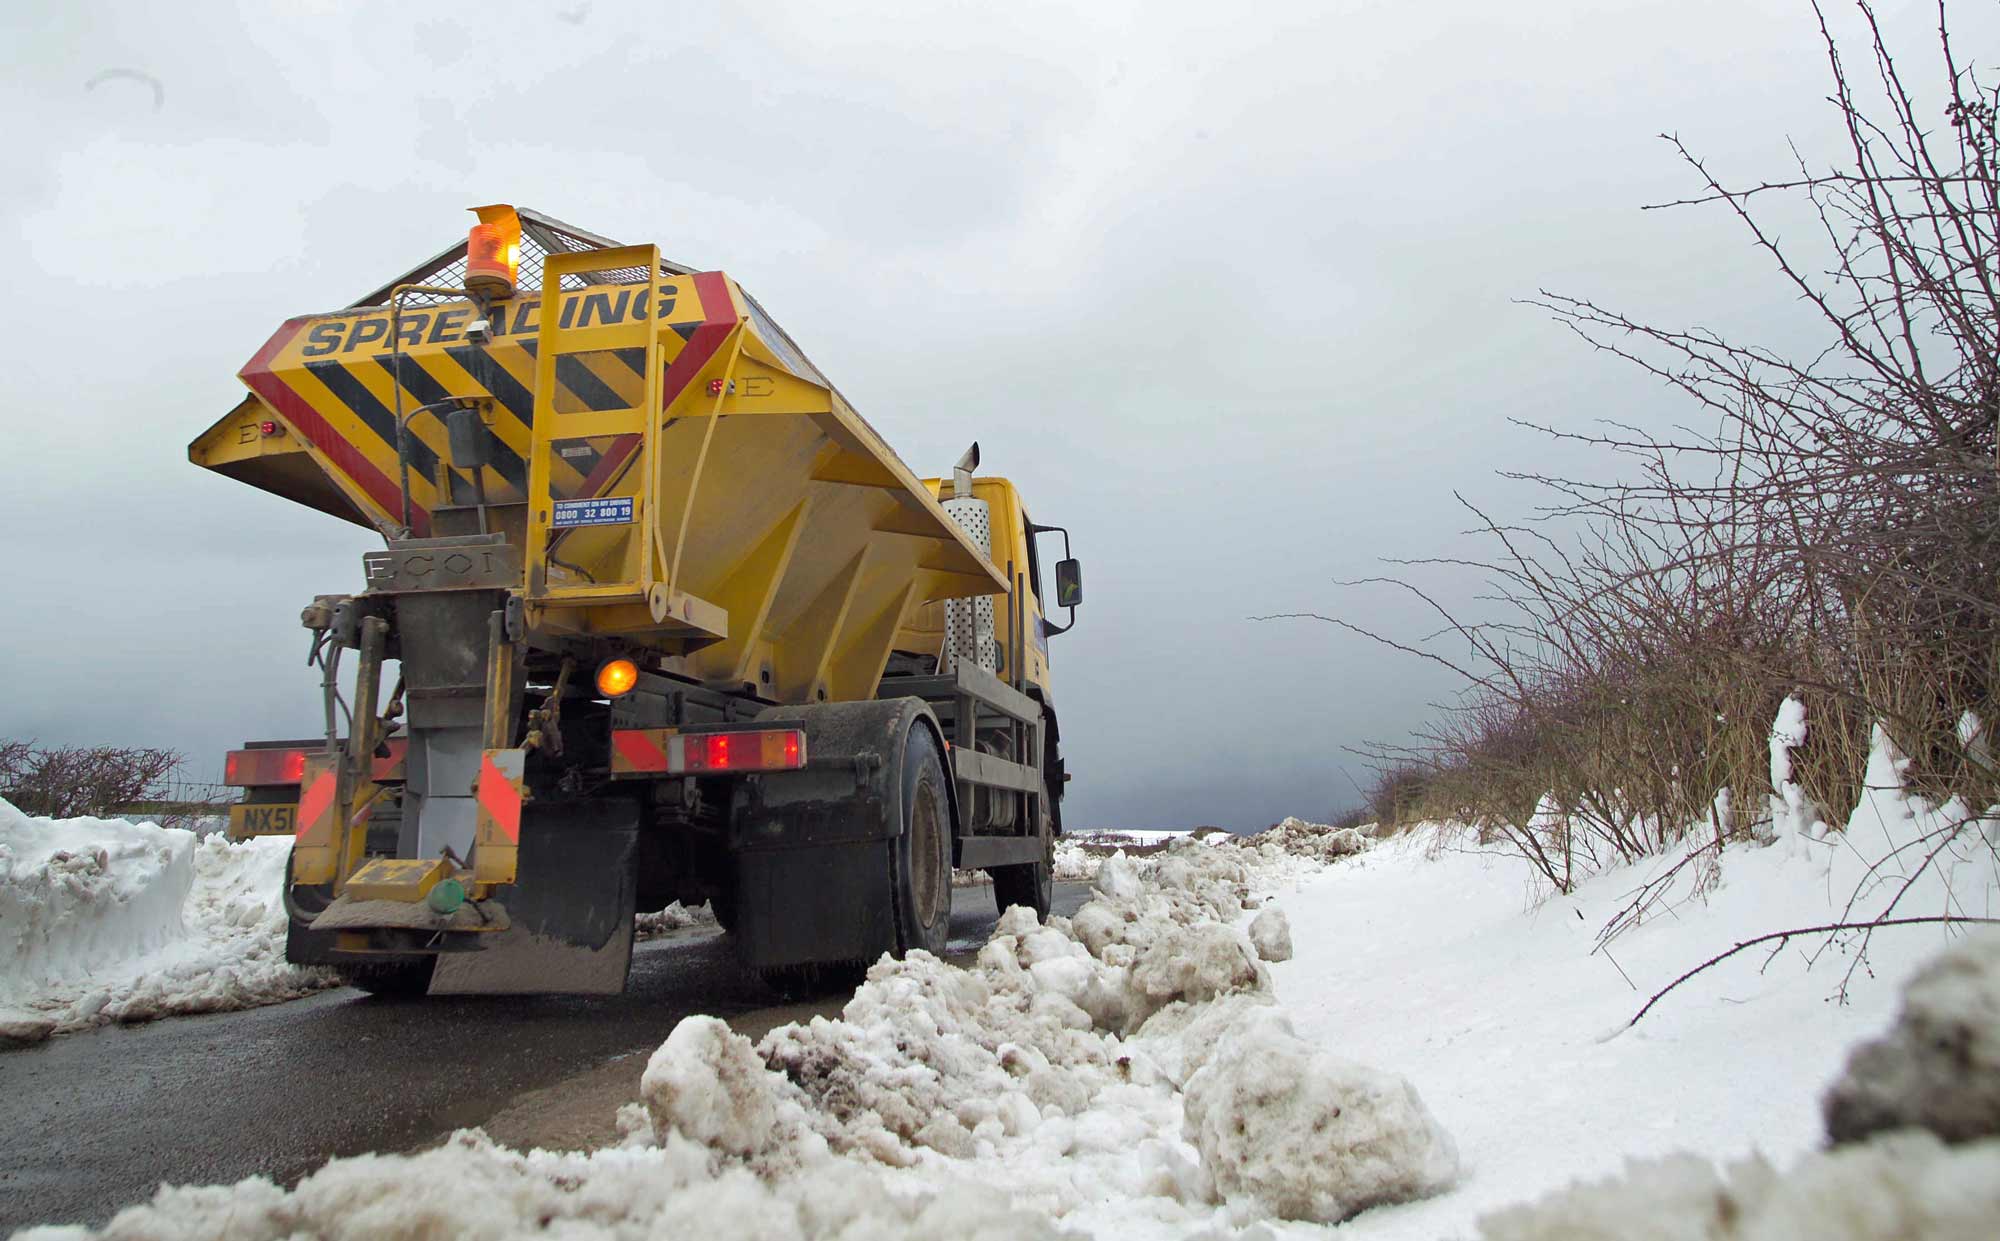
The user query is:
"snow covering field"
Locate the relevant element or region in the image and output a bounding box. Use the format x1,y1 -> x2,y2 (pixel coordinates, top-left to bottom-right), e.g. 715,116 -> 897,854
0,798 -> 335,1044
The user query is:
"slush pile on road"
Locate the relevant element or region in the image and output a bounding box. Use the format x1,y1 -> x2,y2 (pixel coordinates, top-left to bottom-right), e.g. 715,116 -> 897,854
641,834 -> 1457,1231
0,799 -> 334,1045
17,820 -> 1452,1240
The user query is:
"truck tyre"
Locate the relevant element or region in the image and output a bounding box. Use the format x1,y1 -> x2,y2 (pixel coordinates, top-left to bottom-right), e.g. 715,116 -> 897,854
990,830 -> 1053,921
889,724 -> 952,956
335,958 -> 436,997
990,784 -> 1054,920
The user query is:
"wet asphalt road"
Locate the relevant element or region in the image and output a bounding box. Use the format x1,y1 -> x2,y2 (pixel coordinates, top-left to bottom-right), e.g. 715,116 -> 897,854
0,882 -> 1089,1235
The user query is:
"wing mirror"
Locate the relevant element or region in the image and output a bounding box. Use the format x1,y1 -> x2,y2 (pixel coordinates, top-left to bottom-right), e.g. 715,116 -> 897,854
1030,522 -> 1082,636
1055,558 -> 1083,608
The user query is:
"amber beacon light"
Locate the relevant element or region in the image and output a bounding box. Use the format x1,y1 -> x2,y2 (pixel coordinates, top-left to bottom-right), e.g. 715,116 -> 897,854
465,204 -> 522,300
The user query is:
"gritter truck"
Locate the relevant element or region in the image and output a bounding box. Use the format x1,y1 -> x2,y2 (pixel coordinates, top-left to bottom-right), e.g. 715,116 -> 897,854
189,206 -> 1083,996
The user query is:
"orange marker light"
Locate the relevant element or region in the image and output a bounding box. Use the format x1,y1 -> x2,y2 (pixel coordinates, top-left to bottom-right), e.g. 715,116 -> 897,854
596,658 -> 639,698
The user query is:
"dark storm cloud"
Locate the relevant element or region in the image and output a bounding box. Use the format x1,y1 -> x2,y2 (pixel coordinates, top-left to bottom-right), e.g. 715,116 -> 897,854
4,0 -> 1991,829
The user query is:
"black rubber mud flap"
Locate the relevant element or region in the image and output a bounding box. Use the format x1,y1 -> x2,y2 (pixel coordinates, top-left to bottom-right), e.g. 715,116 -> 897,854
729,697 -> 949,971
428,798 -> 640,996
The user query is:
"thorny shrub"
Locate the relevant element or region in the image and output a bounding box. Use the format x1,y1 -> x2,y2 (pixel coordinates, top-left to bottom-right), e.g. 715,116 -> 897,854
1293,4 -> 2000,895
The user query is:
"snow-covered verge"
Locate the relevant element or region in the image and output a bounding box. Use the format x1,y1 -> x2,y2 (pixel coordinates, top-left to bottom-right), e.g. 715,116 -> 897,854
1476,930 -> 2000,1240
0,798 -> 335,1044
1258,724 -> 1999,1240
1475,1131 -> 2000,1241
21,820 -> 1439,1240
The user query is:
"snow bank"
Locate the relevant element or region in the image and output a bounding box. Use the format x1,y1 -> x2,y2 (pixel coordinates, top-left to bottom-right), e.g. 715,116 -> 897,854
0,798 -> 334,1042
1480,929 -> 2000,1239
1475,1132 -> 2000,1241
1239,816 -> 1368,863
1822,928 -> 2000,1145
1264,722 -> 1999,1239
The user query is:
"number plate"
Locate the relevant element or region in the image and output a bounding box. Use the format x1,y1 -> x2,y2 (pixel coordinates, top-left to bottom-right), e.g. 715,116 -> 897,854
229,802 -> 297,839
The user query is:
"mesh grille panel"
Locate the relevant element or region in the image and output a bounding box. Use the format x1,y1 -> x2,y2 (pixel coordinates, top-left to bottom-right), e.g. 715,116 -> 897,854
349,211 -> 674,308
941,497 -> 997,675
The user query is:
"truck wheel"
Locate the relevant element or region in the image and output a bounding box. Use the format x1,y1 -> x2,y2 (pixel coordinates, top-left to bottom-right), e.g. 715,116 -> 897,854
989,789 -> 1054,920
889,724 -> 952,956
335,958 -> 436,996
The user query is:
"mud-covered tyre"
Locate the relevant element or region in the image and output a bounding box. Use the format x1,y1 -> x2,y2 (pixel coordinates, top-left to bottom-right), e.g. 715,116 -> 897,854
888,724 -> 952,957
335,957 -> 436,996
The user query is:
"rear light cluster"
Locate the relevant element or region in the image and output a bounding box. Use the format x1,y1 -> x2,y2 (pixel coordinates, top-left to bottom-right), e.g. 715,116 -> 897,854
670,729 -> 806,774
224,748 -> 308,787
223,741 -> 406,787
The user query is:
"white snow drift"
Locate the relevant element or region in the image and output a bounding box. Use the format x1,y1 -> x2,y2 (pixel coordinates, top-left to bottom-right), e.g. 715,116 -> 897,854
0,797 -> 335,1042
1263,719 -> 1999,1240
1478,932 -> 2000,1241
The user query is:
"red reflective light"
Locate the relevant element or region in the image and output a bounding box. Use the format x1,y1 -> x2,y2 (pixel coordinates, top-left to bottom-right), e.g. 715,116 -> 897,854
259,420 -> 283,437
283,750 -> 307,783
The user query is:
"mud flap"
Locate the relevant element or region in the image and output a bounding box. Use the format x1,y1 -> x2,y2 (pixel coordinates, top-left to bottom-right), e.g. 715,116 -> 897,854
428,798 -> 640,995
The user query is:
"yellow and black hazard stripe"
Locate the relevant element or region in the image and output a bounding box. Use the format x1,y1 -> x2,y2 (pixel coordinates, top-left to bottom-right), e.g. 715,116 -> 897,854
238,274 -> 741,534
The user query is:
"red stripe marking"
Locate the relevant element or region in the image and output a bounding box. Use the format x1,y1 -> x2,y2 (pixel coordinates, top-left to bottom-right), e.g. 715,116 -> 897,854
477,754 -> 522,843
658,272 -> 738,411
295,771 -> 336,839
564,273 -> 737,502
239,319 -> 431,536
612,729 -> 669,773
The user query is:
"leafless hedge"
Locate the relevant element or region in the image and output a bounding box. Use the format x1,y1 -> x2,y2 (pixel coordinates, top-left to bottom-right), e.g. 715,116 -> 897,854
1281,3 -> 1999,889
1,739 -> 187,822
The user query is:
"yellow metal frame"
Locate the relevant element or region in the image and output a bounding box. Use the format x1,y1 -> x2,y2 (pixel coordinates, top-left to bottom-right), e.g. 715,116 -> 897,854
203,227 -> 1012,708
521,244 -> 736,647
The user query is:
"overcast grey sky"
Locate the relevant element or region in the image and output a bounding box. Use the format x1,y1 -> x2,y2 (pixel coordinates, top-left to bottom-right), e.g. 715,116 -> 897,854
2,0 -> 1989,829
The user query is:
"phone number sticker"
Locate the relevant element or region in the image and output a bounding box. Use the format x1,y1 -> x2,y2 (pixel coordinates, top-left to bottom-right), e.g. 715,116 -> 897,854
552,497 -> 635,528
